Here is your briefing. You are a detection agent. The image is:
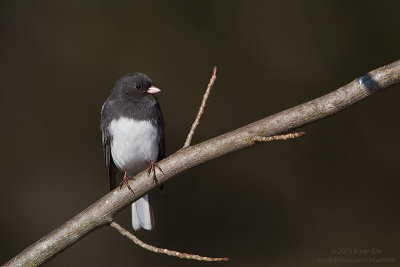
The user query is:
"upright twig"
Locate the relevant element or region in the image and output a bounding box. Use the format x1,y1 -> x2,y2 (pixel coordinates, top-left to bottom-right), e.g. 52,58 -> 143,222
5,60 -> 400,266
184,66 -> 217,148
110,222 -> 229,262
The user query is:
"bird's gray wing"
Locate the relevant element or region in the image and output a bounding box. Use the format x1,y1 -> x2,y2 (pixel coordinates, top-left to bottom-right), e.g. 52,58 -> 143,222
104,135 -> 117,190
101,101 -> 117,190
157,130 -> 165,162
156,104 -> 165,192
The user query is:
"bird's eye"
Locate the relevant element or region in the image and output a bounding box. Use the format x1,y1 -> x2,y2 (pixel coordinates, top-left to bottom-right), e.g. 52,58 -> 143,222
136,84 -> 142,89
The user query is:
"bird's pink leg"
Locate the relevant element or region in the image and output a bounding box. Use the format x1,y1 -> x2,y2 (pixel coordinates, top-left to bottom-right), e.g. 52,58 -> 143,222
147,160 -> 164,184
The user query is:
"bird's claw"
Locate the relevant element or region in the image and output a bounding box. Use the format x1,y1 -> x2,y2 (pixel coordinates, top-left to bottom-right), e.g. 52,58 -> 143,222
119,170 -> 135,194
148,160 -> 164,184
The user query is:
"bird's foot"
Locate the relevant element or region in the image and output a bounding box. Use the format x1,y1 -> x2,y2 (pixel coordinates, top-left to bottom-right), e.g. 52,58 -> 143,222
119,170 -> 135,194
148,160 -> 164,184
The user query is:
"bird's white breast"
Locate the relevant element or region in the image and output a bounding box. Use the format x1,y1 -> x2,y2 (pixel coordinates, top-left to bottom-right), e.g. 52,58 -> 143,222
108,117 -> 160,175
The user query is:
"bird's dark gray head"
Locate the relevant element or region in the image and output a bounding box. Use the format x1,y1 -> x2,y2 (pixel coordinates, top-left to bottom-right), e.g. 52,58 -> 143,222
111,73 -> 160,100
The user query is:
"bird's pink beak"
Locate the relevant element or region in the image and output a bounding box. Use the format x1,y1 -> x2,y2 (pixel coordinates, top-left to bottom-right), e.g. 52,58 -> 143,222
147,86 -> 161,94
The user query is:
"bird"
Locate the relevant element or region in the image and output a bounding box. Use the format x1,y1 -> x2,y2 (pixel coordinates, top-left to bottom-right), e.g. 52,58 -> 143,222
100,73 -> 165,230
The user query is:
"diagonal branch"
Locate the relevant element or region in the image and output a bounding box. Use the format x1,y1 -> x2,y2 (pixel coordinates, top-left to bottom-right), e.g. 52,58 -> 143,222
4,60 -> 400,266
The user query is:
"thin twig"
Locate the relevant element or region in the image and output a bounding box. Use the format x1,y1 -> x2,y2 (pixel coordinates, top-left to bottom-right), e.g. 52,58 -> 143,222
184,66 -> 217,148
253,132 -> 306,142
110,221 -> 229,262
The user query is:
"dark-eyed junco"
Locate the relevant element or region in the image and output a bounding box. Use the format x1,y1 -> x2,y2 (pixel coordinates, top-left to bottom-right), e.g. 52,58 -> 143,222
100,73 -> 165,230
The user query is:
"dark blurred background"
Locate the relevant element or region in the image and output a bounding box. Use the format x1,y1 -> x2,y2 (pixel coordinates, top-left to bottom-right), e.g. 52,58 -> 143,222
1,1 -> 399,266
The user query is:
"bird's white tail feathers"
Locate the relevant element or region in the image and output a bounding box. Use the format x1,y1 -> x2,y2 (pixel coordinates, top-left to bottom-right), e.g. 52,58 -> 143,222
131,194 -> 154,230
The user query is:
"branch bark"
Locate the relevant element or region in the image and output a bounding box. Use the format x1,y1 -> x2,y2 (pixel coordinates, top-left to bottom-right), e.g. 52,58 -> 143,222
5,60 -> 400,266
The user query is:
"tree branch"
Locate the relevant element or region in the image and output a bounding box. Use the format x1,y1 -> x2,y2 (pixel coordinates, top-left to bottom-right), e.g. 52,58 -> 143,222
5,60 -> 400,266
